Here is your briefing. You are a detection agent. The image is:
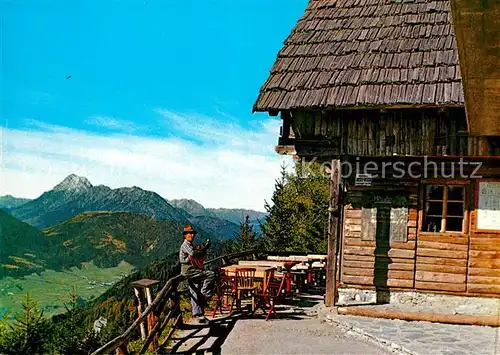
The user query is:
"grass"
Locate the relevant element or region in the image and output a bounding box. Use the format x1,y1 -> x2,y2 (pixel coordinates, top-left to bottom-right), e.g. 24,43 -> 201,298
0,260 -> 135,320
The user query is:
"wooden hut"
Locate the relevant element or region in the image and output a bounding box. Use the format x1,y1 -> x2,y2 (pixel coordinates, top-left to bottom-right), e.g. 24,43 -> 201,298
253,0 -> 500,302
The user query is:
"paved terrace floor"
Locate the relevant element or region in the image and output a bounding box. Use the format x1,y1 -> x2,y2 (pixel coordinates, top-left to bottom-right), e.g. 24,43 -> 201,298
165,293 -> 391,355
165,292 -> 500,355
324,313 -> 500,355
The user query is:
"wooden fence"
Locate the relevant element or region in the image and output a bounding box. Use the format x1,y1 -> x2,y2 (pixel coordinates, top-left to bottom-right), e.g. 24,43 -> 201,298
90,250 -> 257,355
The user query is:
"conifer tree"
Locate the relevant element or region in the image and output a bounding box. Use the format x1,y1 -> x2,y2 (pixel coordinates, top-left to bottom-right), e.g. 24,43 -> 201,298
261,161 -> 329,253
220,215 -> 262,255
260,164 -> 292,252
233,215 -> 262,251
0,312 -> 9,352
3,292 -> 49,354
51,287 -> 84,354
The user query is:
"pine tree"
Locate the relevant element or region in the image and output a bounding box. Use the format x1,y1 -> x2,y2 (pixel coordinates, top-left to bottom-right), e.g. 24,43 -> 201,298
261,161 -> 329,253
50,287 -> 84,354
221,215 -> 263,255
233,215 -> 262,252
4,292 -> 49,354
260,164 -> 292,252
287,161 -> 329,252
0,312 -> 9,352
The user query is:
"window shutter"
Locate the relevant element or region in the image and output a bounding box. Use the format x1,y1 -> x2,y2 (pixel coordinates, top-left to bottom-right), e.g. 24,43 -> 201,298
390,207 -> 408,242
361,207 -> 377,241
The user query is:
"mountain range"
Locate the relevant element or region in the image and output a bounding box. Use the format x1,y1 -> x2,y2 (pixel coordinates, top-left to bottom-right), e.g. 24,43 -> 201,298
8,174 -> 188,229
0,195 -> 31,209
42,211 -> 197,270
0,210 -> 194,278
3,175 -> 265,238
0,210 -> 51,277
169,199 -> 267,231
0,174 -> 267,278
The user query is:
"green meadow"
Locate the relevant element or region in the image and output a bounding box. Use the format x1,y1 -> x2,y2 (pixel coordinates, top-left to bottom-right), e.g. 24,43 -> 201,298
0,261 -> 135,320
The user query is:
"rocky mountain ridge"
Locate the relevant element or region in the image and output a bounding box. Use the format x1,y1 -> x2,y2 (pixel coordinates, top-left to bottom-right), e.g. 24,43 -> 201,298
0,195 -> 32,209
9,175 -> 188,229
4,174 -> 266,240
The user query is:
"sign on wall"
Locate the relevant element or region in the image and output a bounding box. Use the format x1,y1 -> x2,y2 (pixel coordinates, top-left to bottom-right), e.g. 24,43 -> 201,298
476,181 -> 500,232
355,174 -> 373,187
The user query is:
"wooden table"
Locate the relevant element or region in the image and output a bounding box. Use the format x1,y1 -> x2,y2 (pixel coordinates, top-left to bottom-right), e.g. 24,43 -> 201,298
267,255 -> 310,262
291,263 -> 309,271
223,265 -> 275,278
311,261 -> 326,268
307,254 -> 328,261
238,260 -> 288,268
221,265 -> 276,311
222,265 -> 275,291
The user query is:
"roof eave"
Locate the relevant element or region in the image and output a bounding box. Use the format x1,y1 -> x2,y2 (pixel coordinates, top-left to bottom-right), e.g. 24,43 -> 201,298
253,103 -> 465,113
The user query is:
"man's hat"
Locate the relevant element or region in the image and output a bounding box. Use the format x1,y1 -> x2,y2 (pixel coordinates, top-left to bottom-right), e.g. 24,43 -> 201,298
183,225 -> 197,235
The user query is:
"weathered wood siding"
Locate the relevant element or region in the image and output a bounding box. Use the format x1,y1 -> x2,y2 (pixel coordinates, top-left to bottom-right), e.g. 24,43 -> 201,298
340,188 -> 418,289
414,232 -> 468,292
287,108 -> 497,156
468,214 -> 500,294
467,181 -> 500,295
341,178 -> 500,296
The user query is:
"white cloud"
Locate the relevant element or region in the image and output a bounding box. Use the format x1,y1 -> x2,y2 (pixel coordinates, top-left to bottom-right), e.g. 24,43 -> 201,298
85,115 -> 141,133
154,109 -> 279,153
0,112 -> 293,211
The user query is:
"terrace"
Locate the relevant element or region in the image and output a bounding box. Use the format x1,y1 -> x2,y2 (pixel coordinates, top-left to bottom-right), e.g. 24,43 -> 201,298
90,251 -> 331,355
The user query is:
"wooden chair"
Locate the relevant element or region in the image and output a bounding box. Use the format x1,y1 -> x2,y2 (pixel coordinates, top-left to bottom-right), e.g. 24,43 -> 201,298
254,274 -> 286,321
235,268 -> 256,311
211,272 -> 237,317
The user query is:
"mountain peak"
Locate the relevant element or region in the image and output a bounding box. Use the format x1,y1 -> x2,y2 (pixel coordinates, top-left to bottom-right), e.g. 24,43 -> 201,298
53,174 -> 93,192
169,198 -> 211,217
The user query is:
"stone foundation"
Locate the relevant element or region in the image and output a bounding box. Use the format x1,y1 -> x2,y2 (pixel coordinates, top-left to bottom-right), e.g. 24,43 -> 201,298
337,287 -> 500,316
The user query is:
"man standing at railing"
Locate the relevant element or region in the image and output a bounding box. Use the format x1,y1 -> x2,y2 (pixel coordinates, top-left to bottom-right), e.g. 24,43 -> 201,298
179,225 -> 215,324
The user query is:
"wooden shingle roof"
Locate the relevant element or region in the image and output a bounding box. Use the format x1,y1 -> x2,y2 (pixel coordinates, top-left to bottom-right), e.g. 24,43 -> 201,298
253,0 -> 465,112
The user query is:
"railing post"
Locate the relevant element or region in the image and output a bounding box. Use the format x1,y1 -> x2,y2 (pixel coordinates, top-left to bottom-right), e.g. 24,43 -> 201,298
92,252 -> 256,355
172,289 -> 184,328
130,279 -> 160,342
145,286 -> 158,352
132,287 -> 147,340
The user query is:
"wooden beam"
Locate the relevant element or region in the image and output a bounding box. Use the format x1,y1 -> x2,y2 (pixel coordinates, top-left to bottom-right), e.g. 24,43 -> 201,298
325,159 -> 340,307
337,306 -> 500,326
281,111 -> 291,139
145,287 -> 158,352
133,287 -> 147,340
274,145 -> 296,155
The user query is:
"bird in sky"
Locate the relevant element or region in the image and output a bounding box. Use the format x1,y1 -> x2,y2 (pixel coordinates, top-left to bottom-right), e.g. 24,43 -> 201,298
66,75 -> 71,80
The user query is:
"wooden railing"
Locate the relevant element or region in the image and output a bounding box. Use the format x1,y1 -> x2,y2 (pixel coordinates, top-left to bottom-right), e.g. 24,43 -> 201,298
90,250 -> 258,355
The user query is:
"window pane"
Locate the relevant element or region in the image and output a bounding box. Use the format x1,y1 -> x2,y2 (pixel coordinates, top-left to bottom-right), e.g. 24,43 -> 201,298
446,217 -> 463,232
447,202 -> 464,217
426,185 -> 444,200
424,217 -> 442,232
448,186 -> 464,201
426,201 -> 444,216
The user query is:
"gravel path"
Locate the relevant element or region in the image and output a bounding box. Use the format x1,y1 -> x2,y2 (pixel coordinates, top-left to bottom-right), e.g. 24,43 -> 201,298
220,317 -> 391,355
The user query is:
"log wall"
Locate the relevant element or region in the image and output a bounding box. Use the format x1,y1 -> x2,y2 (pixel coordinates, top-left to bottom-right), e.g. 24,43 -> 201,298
414,232 -> 468,292
467,190 -> 500,295
341,187 -> 418,289
340,178 -> 500,297
287,108 -> 498,157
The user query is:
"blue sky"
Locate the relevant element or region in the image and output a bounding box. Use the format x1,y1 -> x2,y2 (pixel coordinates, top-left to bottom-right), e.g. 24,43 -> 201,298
1,0 -> 307,210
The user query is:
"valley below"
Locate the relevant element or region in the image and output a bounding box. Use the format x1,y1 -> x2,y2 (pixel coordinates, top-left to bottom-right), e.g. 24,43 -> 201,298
0,174 -> 266,322
0,261 -> 135,320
